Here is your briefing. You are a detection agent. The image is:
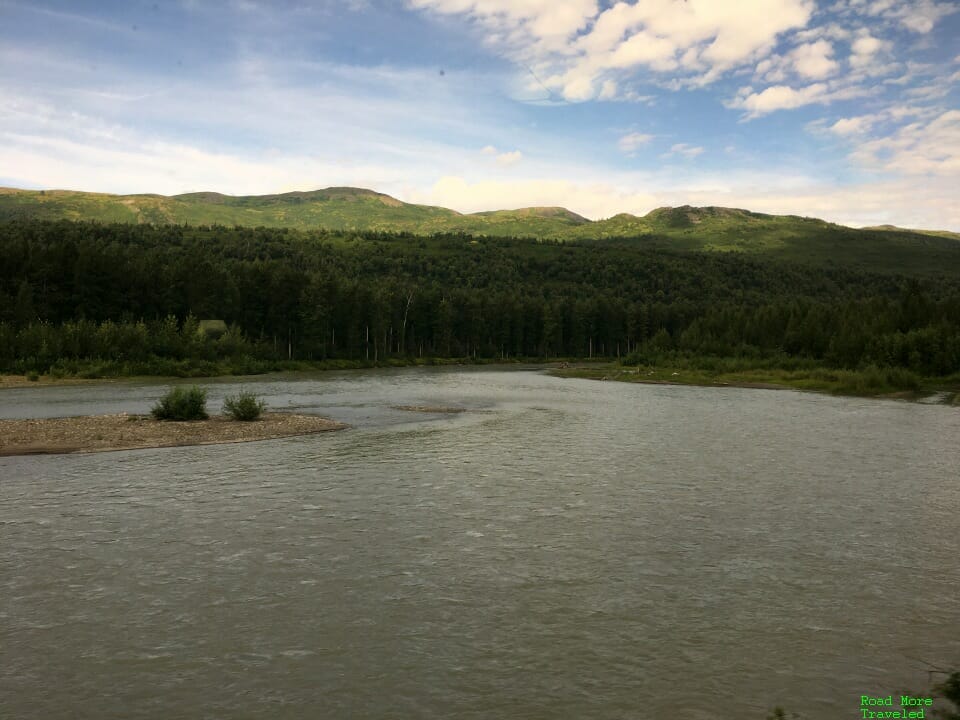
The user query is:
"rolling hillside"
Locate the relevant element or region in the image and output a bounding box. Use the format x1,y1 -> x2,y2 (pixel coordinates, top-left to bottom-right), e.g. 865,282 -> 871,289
2,186 -> 958,275
0,186 -> 596,237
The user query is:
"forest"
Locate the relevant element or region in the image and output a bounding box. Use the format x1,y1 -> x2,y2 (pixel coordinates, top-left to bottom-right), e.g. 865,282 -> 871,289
1,220 -> 959,384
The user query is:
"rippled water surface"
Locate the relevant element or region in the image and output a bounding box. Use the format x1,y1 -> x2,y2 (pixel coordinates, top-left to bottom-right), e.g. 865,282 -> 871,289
2,368 -> 959,719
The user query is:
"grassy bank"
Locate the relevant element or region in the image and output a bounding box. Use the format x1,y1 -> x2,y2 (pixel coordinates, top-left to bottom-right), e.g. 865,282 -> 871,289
552,362 -> 960,403
0,354 -> 581,388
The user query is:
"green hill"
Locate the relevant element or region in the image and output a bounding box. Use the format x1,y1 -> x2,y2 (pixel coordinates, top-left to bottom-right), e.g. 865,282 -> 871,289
0,186 -> 463,232
0,186 -> 596,237
2,186 -> 958,275
575,205 -> 960,275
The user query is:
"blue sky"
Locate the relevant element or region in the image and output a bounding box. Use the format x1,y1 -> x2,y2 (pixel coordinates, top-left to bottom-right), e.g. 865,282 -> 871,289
1,0 -> 958,229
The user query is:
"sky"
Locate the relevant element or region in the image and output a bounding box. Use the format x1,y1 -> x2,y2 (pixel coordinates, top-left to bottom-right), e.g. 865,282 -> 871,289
1,0 -> 958,229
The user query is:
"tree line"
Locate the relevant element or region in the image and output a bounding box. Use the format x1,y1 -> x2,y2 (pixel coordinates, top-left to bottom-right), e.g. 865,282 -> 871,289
1,220 -> 958,377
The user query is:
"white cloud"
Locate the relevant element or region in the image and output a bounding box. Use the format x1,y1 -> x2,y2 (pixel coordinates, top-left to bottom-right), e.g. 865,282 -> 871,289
845,31 -> 903,81
495,149 -> 523,166
412,0 -> 955,123
754,57 -> 787,83
607,31 -> 681,72
409,0 -> 599,56
903,69 -> 960,100
884,0 -> 957,33
730,82 -> 826,116
834,0 -> 957,33
618,131 -> 654,153
808,105 -> 926,139
665,143 -> 705,159
828,115 -> 875,135
885,105 -> 925,120
849,33 -> 889,68
481,145 -> 498,155
850,110 -> 960,176
414,0 -> 815,101
598,79 -> 618,99
789,39 -> 839,79
729,77 -> 877,118
754,38 -> 839,83
793,23 -> 851,42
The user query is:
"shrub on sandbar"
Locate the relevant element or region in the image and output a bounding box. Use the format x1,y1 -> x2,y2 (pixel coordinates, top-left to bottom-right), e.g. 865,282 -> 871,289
150,385 -> 209,421
223,390 -> 266,421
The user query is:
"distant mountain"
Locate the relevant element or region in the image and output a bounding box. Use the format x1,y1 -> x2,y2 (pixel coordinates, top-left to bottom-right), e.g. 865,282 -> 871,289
0,186 -> 461,232
2,186 -> 958,275
0,186 -> 600,239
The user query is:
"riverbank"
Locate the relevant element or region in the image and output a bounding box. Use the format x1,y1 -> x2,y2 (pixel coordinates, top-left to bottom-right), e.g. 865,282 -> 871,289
0,412 -> 348,457
0,357 -> 552,389
550,364 -> 960,403
0,357 -> 553,389
6,360 -> 958,404
0,359 -> 600,391
0,374 -> 103,389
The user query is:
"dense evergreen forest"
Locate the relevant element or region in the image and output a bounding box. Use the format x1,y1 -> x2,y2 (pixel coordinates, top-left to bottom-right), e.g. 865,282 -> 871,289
2,220 -> 959,380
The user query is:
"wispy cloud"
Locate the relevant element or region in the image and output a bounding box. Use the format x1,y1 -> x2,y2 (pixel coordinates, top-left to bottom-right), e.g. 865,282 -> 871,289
495,150 -> 523,166
662,143 -> 705,159
617,132 -> 653,153
849,110 -> 960,176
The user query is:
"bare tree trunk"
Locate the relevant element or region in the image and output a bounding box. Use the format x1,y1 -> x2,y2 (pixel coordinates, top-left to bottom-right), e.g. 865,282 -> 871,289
401,291 -> 413,356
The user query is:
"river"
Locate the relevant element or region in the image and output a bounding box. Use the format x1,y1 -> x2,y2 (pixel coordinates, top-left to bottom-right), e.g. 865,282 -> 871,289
2,367 -> 959,718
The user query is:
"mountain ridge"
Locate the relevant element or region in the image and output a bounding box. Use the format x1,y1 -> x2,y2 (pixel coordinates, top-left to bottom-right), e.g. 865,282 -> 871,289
1,185 -> 959,275
1,185 -> 955,236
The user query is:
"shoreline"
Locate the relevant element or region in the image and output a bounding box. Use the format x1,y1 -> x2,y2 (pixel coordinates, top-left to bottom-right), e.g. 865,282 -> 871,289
0,361 -> 603,391
3,361 -> 957,405
0,374 -> 107,389
0,412 -> 348,457
549,366 -> 960,404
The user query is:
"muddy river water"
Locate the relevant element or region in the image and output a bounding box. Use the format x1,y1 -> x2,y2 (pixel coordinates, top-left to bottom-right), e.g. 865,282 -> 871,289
2,367 -> 958,718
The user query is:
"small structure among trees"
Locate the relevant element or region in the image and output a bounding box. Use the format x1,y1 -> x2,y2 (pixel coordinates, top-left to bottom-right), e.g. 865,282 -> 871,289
197,319 -> 227,340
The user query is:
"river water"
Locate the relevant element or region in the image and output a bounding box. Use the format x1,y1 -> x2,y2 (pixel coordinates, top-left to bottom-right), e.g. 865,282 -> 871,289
2,367 -> 959,719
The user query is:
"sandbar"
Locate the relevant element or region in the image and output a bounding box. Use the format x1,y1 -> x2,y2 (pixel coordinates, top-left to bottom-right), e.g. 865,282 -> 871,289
0,412 -> 347,457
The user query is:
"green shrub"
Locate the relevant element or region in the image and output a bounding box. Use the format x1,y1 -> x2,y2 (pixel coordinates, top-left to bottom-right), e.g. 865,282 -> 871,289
26,371 -> 39,382
223,390 -> 266,421
151,385 -> 208,421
